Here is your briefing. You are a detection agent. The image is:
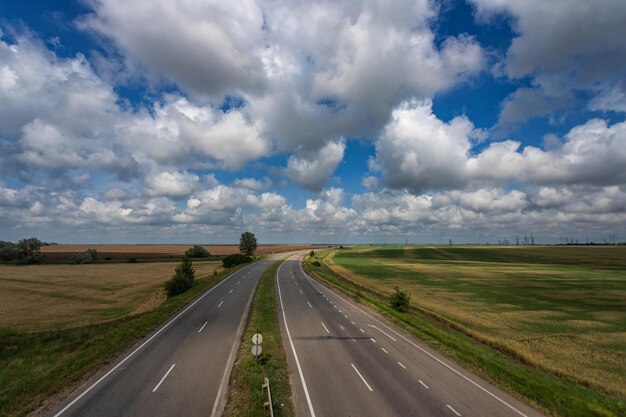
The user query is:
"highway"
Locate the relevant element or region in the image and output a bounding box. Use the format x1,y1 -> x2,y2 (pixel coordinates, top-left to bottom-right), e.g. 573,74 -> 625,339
276,254 -> 547,417
46,259 -> 274,417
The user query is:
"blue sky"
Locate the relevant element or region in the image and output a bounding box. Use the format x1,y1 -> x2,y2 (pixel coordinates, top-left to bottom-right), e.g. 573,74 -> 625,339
1,0 -> 625,244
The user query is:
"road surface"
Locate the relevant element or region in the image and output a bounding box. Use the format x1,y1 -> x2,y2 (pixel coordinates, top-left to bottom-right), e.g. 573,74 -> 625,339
46,259 -> 274,417
276,253 -> 546,417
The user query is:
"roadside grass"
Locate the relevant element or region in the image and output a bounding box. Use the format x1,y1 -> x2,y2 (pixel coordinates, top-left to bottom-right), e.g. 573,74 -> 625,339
0,263 -> 250,417
224,259 -> 294,417
329,246 -> 626,398
304,249 -> 626,417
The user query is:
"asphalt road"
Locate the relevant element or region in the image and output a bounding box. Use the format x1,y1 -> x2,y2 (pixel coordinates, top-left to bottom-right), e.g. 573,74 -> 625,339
46,259 -> 275,417
276,254 -> 547,417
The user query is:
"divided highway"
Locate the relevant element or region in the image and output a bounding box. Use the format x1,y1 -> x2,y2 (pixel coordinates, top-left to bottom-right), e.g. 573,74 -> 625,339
47,259 -> 275,417
276,254 -> 547,417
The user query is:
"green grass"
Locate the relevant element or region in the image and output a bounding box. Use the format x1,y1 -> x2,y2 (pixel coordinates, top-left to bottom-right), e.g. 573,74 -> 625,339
0,263 -> 251,417
305,249 -> 626,417
224,259 -> 294,417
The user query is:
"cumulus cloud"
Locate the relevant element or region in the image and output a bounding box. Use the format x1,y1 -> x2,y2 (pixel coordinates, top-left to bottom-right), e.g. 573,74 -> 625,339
285,140 -> 345,191
470,0 -> 626,123
372,100 -> 626,192
145,170 -> 200,198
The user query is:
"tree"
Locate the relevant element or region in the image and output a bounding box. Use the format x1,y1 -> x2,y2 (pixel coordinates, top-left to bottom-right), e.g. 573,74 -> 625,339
185,245 -> 210,258
239,231 -> 258,256
165,256 -> 195,297
175,255 -> 195,285
309,250 -> 315,257
389,287 -> 410,312
16,237 -> 45,264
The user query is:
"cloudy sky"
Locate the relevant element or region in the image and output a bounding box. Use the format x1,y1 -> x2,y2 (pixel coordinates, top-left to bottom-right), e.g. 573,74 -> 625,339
1,0 -> 625,244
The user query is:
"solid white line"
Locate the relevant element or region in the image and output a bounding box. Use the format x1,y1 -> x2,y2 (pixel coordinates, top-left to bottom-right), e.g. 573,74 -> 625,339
447,404 -> 461,416
297,259 -> 529,417
321,322 -> 330,334
198,321 -> 208,333
368,325 -> 397,342
51,262 -> 257,417
152,363 -> 175,392
229,289 -> 233,294
370,338 -> 377,343
277,261 -> 317,417
351,363 -> 373,392
307,301 -> 313,308
397,362 -> 406,369
419,380 -> 429,389
381,347 -> 389,354
218,301 -> 224,308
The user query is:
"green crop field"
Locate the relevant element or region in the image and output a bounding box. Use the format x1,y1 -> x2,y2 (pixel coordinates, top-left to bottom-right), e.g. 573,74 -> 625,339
328,245 -> 626,399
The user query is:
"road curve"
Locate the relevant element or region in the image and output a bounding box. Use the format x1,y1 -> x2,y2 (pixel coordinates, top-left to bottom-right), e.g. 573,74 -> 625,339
46,259 -> 275,417
276,253 -> 546,417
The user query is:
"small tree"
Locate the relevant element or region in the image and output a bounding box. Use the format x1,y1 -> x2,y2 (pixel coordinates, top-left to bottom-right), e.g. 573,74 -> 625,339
239,231 -> 258,256
175,255 -> 195,285
16,237 -> 45,264
165,256 -> 195,297
389,287 -> 410,312
310,250 -> 315,257
185,245 -> 210,258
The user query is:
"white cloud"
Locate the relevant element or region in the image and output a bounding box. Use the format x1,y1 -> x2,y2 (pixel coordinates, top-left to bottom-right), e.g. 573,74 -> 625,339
146,170 -> 200,198
285,140 -> 346,191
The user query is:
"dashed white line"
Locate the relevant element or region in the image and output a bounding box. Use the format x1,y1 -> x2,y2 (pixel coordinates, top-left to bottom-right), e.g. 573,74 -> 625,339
447,405 -> 461,416
419,380 -> 429,389
351,321 -> 356,325
368,324 -> 397,342
381,347 -> 389,354
237,281 -> 240,285
351,363 -> 373,392
397,362 -> 406,369
198,321 -> 208,333
359,328 -> 365,333
229,289 -> 233,294
321,322 -> 330,334
218,301 -> 224,308
338,309 -> 343,313
307,301 -> 313,308
300,289 -> 303,294
370,338 -> 377,343
152,363 -> 175,392
344,314 -> 348,319
339,325 -> 345,330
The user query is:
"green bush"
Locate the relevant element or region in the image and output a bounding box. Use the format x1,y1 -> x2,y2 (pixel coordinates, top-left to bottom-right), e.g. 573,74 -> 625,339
389,287 -> 410,312
127,258 -> 138,263
70,248 -> 98,264
312,260 -> 321,267
222,253 -> 252,268
310,250 -> 315,257
185,245 -> 210,258
165,256 -> 195,298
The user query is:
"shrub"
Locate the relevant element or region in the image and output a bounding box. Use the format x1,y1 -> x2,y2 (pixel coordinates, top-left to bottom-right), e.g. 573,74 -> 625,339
70,249 -> 98,264
185,245 -> 210,258
222,254 -> 252,268
1,238 -> 46,264
310,250 -> 315,257
104,256 -> 112,261
311,260 -> 321,267
165,256 -> 195,298
128,258 -> 138,263
389,287 -> 410,312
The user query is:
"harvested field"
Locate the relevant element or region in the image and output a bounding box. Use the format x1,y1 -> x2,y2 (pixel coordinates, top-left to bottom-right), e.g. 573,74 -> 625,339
41,244 -> 324,261
328,246 -> 626,398
0,261 -> 221,331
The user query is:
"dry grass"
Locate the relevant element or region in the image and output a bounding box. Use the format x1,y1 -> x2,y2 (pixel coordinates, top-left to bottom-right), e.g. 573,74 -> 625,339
0,261 -> 221,331
328,246 -> 626,398
41,244 -> 324,260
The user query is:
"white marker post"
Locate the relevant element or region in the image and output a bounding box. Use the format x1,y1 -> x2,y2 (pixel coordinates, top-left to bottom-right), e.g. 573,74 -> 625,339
252,333 -> 263,366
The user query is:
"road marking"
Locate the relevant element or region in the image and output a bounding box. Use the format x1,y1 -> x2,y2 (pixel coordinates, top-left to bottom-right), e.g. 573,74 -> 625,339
297,260 -> 530,417
381,347 -> 389,354
50,262 -> 257,417
198,321 -> 208,333
447,405 -> 461,416
419,380 -> 429,389
338,309 -> 342,313
237,281 -> 240,285
229,289 -> 233,294
339,325 -> 345,330
321,322 -> 330,334
307,301 -> 313,308
352,338 -> 355,342
368,325 -> 397,342
351,321 -> 356,325
370,338 -> 377,343
397,362 -> 406,369
152,363 -> 175,392
218,301 -> 224,308
277,261 -> 317,417
300,289 -> 303,294
351,363 -> 373,392
344,314 -> 348,319
359,328 -> 365,333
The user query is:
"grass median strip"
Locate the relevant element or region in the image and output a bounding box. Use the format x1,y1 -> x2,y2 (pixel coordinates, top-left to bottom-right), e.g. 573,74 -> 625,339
304,250 -> 626,417
224,259 -> 294,417
0,263 -> 250,417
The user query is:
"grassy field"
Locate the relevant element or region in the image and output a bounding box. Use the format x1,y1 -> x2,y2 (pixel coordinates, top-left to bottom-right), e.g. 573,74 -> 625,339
224,259 -> 294,417
0,260 -> 247,417
327,246 -> 626,399
41,244 -> 325,261
0,261 -> 221,331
